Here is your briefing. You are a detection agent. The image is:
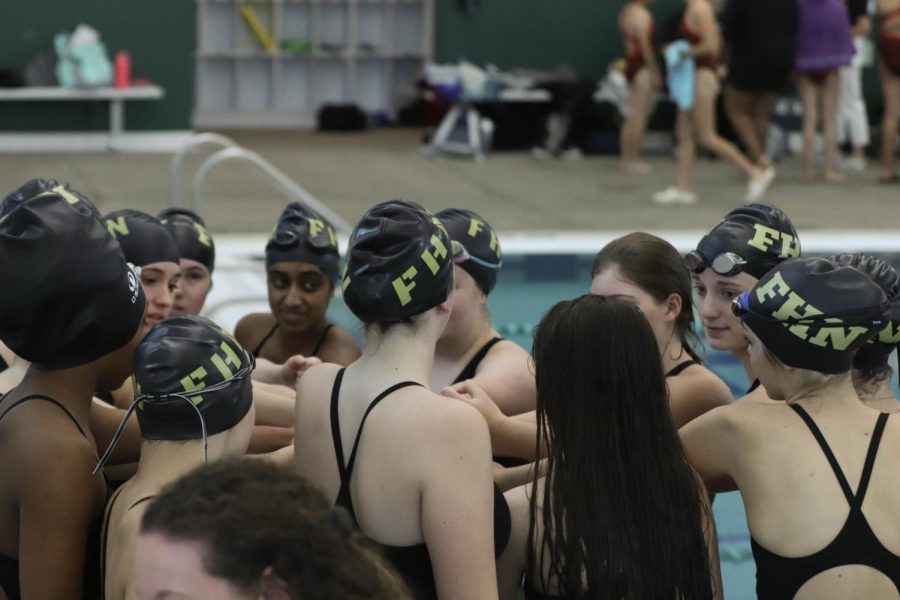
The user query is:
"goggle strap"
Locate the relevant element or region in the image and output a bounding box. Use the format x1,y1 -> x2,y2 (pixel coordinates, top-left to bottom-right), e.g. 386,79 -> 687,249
92,396 -> 143,475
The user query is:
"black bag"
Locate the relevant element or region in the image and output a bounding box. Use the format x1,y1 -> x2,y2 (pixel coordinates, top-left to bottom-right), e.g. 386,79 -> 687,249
317,104 -> 367,131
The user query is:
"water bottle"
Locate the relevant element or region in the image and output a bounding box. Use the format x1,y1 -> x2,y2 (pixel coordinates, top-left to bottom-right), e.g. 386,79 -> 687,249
114,51 -> 131,88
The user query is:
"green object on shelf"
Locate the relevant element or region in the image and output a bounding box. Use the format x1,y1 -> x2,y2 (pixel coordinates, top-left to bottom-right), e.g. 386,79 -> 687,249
281,39 -> 312,55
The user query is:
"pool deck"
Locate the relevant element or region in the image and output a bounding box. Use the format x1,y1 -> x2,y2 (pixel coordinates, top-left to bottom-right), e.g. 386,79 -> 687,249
1,127 -> 897,238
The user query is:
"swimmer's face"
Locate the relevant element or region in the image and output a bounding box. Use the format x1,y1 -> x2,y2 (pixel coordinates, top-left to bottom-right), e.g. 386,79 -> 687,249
134,533 -> 255,599
266,261 -> 332,335
693,269 -> 758,353
440,266 -> 487,342
743,325 -> 786,400
172,258 -> 212,317
141,261 -> 181,332
591,265 -> 677,353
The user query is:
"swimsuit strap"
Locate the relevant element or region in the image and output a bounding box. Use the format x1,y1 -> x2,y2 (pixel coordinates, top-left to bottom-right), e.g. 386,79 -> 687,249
665,359 -> 699,378
790,404 -> 889,508
311,323 -> 334,357
0,394 -> 86,438
251,322 -> 279,358
128,496 -> 156,512
453,337 -> 504,384
100,486 -> 126,593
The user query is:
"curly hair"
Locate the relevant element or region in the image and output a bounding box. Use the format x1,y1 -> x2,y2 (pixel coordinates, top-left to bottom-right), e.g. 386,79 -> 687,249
140,459 -> 411,600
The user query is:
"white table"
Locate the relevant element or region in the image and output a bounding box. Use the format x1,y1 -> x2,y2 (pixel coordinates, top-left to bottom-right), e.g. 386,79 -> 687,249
0,85 -> 165,150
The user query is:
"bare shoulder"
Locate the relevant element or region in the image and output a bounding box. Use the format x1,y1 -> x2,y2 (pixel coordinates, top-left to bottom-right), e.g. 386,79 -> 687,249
234,312 -> 274,348
317,325 -> 362,366
295,362 -> 343,404
667,364 -> 732,426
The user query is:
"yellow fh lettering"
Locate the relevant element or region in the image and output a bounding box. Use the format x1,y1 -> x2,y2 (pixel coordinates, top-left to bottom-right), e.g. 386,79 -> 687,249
467,219 -> 484,238
781,234 -> 800,258
807,321 -> 870,351
327,225 -> 338,248
309,219 -> 324,236
878,321 -> 900,345
194,223 -> 212,247
179,366 -> 208,405
746,223 -> 799,258
341,264 -> 350,292
106,216 -> 130,238
392,266 -> 418,306
489,229 -> 500,257
421,235 -> 448,275
755,271 -> 791,303
211,341 -> 242,379
771,291 -> 823,322
52,186 -> 80,206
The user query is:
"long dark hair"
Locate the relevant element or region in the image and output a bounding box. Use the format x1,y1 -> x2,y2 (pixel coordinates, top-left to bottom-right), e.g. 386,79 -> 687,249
528,295 -> 713,598
592,232 -> 703,362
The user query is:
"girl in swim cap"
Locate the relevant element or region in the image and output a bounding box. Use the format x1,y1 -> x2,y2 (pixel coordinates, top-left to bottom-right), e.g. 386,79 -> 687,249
682,257 -> 900,599
158,208 -> 215,317
294,200 -> 502,600
101,316 -> 256,600
235,202 -> 361,367
830,253 -> 900,413
105,209 -> 182,334
689,203 -> 800,400
0,189 -> 147,599
497,295 -> 721,599
431,209 -> 535,419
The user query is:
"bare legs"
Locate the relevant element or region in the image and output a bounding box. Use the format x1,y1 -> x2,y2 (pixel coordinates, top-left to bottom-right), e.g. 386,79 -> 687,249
620,68 -> 659,173
798,73 -> 844,182
724,86 -> 777,167
880,63 -> 900,180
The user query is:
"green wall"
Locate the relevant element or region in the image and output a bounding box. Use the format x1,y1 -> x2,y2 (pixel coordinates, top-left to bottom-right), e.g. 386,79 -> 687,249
434,0 -> 683,81
0,0 -> 194,131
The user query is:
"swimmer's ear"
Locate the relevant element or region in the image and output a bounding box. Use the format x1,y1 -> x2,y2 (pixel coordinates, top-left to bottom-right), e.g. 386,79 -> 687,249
258,566 -> 291,600
664,292 -> 682,321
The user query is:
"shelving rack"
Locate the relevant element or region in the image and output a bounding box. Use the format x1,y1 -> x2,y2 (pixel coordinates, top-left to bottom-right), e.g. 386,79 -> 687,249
194,0 -> 433,127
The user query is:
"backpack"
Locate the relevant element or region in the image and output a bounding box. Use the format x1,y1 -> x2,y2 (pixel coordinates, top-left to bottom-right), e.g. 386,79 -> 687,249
54,24 -> 113,88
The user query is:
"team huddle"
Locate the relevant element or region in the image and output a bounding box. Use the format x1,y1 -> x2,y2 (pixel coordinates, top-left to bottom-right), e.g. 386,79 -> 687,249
0,179 -> 898,599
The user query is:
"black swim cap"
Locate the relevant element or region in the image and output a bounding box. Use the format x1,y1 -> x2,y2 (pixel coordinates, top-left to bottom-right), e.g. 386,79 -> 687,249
265,202 -> 340,285
133,316 -> 253,441
342,199 -> 453,323
828,254 -> 900,371
2,179 -> 99,218
734,257 -> 889,374
104,209 -> 180,267
158,208 -> 216,274
694,204 -> 800,280
0,191 -> 146,370
436,208 -> 502,294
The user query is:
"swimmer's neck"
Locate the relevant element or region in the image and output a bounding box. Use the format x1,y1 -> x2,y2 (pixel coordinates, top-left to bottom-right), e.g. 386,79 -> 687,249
659,329 -> 690,374
859,378 -> 900,413
133,438 -> 222,485
14,363 -> 97,424
436,315 -> 496,360
733,347 -> 755,382
785,372 -> 860,410
359,321 -> 442,382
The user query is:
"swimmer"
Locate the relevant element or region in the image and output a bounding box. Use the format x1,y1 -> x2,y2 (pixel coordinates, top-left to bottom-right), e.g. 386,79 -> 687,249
158,208 -> 215,317
0,188 -> 146,599
100,316 -> 256,600
682,257 -> 900,599
294,200 -> 502,600
235,202 -> 360,367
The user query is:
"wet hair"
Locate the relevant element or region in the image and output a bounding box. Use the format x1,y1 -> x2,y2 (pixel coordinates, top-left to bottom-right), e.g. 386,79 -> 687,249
592,232 -> 703,362
529,295 -> 713,599
141,460 -> 411,599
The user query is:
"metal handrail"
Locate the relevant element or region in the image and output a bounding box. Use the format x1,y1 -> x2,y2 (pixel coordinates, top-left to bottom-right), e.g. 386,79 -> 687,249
169,132 -> 237,208
192,146 -> 352,233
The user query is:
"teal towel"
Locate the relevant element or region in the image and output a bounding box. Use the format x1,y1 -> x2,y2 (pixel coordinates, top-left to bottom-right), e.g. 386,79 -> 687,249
666,40 -> 695,110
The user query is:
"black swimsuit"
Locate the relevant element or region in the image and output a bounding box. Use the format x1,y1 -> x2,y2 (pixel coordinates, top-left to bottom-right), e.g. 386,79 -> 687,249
330,368 -> 511,599
665,359 -> 698,378
0,394 -> 107,600
100,489 -> 156,600
252,322 -> 333,359
751,404 -> 900,599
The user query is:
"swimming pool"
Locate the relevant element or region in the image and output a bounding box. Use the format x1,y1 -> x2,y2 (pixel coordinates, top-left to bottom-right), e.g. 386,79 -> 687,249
206,233 -> 900,600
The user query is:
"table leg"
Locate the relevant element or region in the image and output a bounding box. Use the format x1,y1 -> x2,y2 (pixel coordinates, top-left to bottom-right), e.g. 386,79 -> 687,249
109,98 -> 123,150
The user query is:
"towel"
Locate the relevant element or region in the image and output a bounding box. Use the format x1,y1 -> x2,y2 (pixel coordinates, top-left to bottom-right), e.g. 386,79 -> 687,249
666,40 -> 695,110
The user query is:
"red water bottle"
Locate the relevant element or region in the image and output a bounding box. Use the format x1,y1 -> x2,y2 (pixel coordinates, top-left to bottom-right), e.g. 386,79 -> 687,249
114,51 -> 131,88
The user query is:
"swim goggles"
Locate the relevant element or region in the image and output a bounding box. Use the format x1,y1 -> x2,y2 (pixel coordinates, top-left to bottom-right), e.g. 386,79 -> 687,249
451,240 -> 502,270
684,250 -> 748,277
92,350 -> 255,475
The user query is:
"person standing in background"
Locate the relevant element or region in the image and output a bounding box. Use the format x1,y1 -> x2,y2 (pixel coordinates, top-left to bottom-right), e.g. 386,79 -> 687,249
721,0 -> 799,168
877,0 -> 900,182
619,0 -> 662,174
837,0 -> 873,172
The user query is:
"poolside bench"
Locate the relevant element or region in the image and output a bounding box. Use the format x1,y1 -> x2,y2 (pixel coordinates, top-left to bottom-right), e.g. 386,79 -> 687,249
0,85 -> 165,150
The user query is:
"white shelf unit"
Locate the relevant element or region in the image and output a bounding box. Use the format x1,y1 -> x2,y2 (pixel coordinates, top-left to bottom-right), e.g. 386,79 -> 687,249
194,0 -> 434,128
